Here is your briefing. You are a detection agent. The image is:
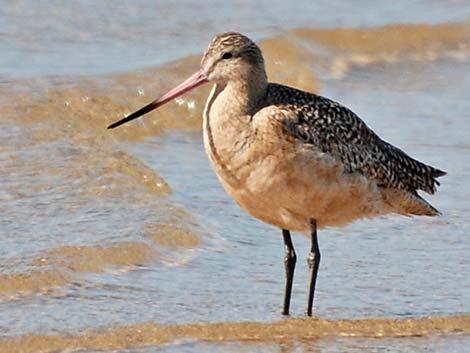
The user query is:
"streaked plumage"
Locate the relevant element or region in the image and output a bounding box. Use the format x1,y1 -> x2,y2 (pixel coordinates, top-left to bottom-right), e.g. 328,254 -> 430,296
107,32 -> 446,316
267,83 -> 444,194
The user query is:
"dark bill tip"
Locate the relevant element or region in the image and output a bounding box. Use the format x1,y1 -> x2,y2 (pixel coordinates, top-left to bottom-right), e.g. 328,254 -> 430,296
107,101 -> 159,129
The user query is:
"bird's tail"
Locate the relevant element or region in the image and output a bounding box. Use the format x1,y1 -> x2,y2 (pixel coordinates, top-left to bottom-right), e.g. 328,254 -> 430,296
382,188 -> 441,216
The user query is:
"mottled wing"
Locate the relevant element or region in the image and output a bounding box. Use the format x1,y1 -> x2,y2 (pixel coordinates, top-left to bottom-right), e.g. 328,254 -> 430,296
266,83 -> 446,194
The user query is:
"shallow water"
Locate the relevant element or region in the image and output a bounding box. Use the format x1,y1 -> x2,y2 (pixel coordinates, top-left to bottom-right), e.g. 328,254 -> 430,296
2,1 -> 470,79
1,2 -> 470,353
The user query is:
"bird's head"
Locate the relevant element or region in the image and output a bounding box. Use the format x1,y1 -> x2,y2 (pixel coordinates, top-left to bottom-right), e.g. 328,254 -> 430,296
201,32 -> 266,84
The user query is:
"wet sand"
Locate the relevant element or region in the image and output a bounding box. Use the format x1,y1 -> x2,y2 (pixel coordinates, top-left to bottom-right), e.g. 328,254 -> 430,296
2,315 -> 470,353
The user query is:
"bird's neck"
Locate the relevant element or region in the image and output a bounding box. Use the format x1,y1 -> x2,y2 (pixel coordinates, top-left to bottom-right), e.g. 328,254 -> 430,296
212,70 -> 268,117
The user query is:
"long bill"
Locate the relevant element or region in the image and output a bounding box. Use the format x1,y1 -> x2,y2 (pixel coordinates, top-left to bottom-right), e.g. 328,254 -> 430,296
107,69 -> 208,129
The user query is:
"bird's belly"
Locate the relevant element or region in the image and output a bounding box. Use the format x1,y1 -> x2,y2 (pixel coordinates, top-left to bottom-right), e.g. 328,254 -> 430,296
211,145 -> 388,232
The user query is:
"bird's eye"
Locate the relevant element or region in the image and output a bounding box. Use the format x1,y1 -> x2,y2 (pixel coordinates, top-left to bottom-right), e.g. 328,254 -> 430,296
222,52 -> 233,60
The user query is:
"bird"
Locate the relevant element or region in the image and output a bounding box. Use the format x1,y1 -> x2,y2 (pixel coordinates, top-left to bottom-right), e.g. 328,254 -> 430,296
107,32 -> 446,316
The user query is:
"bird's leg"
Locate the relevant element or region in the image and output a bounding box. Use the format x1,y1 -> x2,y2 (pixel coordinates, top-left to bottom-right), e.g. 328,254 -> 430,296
282,229 -> 296,316
306,219 -> 321,316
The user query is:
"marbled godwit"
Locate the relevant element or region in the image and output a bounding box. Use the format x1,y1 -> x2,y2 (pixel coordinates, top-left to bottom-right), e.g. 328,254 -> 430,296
108,32 -> 446,316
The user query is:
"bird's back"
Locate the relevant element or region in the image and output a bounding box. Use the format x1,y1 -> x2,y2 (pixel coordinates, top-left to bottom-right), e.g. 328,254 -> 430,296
261,83 -> 446,216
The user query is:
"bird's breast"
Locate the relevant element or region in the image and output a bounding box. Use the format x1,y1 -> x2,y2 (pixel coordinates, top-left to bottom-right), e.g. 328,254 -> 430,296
202,110 -> 259,190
